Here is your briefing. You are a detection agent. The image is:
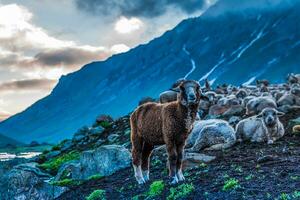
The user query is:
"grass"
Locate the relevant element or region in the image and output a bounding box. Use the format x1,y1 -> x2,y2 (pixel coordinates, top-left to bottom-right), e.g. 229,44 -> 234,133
50,178 -> 82,187
222,178 -> 240,191
148,180 -> 165,197
167,183 -> 195,200
245,174 -> 254,181
88,174 -> 104,181
39,151 -> 80,175
86,189 -> 106,200
275,191 -> 300,200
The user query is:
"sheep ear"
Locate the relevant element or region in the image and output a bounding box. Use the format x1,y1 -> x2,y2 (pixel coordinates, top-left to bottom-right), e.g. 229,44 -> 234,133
172,87 -> 180,93
276,111 -> 285,116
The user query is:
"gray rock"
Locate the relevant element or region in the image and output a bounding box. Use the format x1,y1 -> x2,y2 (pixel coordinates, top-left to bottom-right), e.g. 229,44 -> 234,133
107,134 -> 119,143
72,134 -> 85,143
0,163 -> 67,200
55,145 -> 131,180
89,126 -> 105,136
45,151 -> 61,160
60,140 -> 73,152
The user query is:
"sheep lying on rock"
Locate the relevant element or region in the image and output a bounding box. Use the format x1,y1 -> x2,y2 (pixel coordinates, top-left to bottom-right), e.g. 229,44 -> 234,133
186,119 -> 236,152
236,107 -> 285,144
131,80 -> 203,184
246,96 -> 277,115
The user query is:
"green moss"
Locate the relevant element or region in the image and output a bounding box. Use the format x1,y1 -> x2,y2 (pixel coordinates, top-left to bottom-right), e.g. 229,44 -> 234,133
222,178 -> 240,191
167,183 -> 195,200
86,189 -> 106,200
148,180 -> 165,197
39,151 -> 80,175
88,174 -> 103,181
50,178 -> 81,187
99,121 -> 112,129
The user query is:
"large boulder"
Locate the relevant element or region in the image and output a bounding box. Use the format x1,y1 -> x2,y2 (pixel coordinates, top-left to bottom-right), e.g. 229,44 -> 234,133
55,145 -> 131,181
0,163 -> 66,200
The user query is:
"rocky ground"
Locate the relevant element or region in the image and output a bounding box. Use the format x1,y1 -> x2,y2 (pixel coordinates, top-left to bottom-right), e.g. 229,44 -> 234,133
1,106 -> 300,200
56,109 -> 300,200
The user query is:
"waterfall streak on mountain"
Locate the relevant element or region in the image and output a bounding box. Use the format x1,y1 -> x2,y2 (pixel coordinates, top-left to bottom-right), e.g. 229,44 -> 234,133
199,53 -> 225,82
228,26 -> 267,65
182,45 -> 196,79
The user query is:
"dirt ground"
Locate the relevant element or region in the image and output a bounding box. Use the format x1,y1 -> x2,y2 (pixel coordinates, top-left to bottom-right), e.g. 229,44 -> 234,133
57,110 -> 300,200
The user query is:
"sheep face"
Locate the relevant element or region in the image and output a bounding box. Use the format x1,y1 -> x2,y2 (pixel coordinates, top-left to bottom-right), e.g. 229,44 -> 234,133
179,80 -> 201,106
258,108 -> 284,127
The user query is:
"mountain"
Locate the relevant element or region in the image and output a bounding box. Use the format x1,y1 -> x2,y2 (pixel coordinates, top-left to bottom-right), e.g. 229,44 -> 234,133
0,134 -> 22,147
0,0 -> 299,143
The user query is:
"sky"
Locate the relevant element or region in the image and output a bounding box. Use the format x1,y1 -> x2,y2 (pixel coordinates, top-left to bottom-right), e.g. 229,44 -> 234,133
0,0 -> 214,121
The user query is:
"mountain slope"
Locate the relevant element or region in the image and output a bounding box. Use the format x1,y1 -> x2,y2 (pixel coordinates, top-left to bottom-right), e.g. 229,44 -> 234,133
0,134 -> 22,147
0,0 -> 300,143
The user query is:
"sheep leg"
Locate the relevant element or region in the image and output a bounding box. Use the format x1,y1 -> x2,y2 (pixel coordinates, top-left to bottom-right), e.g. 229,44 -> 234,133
166,143 -> 178,184
131,136 -> 145,185
176,144 -> 185,182
141,142 -> 154,182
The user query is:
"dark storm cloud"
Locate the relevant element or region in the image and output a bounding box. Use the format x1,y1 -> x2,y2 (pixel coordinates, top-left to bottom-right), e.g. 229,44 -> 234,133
0,79 -> 56,92
206,0 -> 295,16
32,47 -> 109,68
75,0 -> 206,18
0,47 -> 109,70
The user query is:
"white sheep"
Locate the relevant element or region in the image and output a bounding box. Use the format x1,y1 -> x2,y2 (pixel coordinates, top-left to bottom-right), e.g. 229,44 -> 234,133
186,119 -> 236,151
246,96 -> 277,115
236,107 -> 285,144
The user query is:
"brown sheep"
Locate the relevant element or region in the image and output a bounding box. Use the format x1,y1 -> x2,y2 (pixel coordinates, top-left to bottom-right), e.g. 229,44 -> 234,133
130,80 -> 203,184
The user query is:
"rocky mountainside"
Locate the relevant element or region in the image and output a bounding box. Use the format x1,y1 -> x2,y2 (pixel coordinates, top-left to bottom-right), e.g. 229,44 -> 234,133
1,0 -> 300,143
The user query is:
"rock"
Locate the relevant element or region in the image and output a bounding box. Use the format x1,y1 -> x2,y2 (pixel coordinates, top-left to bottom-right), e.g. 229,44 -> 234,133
72,132 -> 86,143
45,150 -> 61,160
108,134 -> 119,143
89,126 -> 105,136
0,163 -> 67,200
183,153 -> 216,169
257,155 -> 276,163
60,140 -> 73,152
56,145 -> 131,180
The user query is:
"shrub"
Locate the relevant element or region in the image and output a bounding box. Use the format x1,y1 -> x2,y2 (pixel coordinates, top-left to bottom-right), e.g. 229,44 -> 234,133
50,178 -> 81,187
223,178 -> 240,191
99,121 -> 112,129
148,180 -> 165,197
39,151 -> 80,175
167,183 -> 195,200
88,174 -> 103,181
51,144 -> 61,151
86,189 -> 106,200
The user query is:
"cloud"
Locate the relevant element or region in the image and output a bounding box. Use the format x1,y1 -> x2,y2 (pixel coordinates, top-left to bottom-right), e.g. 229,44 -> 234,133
114,17 -> 144,34
110,44 -> 130,53
0,79 -> 57,93
0,4 -> 74,52
30,47 -> 110,68
0,110 -> 11,122
75,0 -> 207,18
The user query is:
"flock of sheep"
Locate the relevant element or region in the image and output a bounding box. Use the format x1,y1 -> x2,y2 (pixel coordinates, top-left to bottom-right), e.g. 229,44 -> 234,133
130,73 -> 300,184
